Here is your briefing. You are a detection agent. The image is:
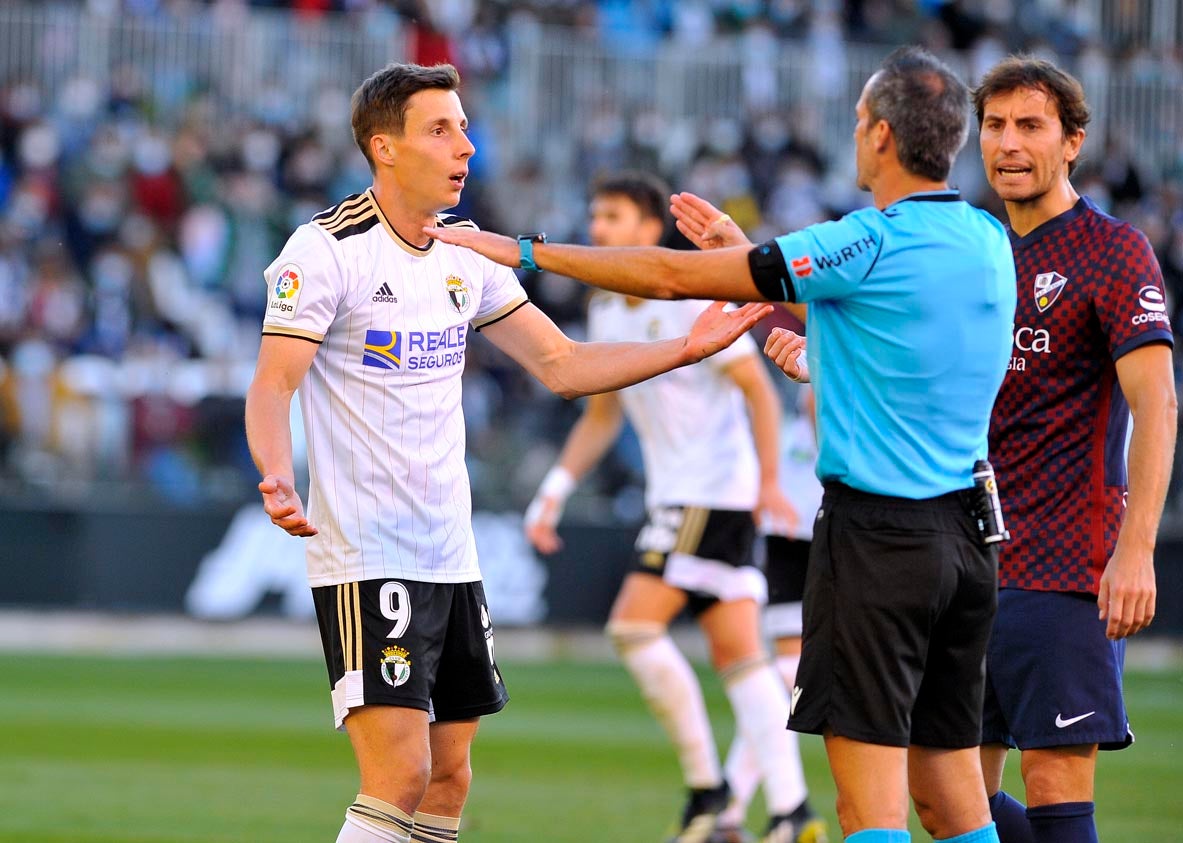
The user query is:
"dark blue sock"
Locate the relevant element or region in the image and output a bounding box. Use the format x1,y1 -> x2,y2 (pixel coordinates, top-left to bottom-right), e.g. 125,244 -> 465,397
988,791 -> 1035,843
1026,801 -> 1098,843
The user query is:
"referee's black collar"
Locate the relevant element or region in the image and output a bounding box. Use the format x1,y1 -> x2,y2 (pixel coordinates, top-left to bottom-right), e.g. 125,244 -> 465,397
888,189 -> 962,207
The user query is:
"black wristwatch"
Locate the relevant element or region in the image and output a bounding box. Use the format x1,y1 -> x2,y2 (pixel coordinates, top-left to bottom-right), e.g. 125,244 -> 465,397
517,232 -> 547,272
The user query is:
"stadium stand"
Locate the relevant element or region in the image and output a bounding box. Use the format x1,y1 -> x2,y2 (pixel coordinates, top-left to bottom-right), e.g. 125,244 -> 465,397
0,0 -> 1180,525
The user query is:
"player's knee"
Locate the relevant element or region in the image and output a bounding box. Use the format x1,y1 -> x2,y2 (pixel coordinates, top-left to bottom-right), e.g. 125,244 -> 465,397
1021,753 -> 1094,805
430,755 -> 473,804
605,619 -> 666,655
835,790 -> 909,837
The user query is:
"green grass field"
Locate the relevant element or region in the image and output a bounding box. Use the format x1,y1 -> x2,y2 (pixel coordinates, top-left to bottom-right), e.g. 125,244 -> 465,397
0,652 -> 1179,842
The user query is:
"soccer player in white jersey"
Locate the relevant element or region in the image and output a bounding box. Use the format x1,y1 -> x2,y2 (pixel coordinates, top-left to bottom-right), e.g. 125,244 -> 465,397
523,173 -> 822,843
244,64 -> 771,843
713,385 -> 827,843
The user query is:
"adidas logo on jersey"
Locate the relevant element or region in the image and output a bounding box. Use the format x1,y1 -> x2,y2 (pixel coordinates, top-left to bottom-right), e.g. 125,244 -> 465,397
373,282 -> 398,304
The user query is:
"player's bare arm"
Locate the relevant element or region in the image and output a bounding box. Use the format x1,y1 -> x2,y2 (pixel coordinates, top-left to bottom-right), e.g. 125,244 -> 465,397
245,334 -> 320,537
425,225 -> 764,302
524,391 -> 624,555
480,300 -> 772,399
764,328 -> 810,383
1098,342 -> 1177,639
725,354 -> 798,532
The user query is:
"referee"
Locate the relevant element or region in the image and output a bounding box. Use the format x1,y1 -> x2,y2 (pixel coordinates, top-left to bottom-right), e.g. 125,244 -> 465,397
429,47 -> 1016,843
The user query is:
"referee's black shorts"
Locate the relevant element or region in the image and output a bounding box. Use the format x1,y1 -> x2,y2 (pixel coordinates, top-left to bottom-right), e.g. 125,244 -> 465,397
787,482 -> 997,748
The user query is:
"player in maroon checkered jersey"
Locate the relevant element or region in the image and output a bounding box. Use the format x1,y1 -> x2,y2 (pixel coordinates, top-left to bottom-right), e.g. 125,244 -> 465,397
973,57 -> 1177,843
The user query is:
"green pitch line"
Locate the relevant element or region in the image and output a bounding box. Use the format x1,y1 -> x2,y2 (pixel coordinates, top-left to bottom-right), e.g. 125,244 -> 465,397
0,654 -> 1178,842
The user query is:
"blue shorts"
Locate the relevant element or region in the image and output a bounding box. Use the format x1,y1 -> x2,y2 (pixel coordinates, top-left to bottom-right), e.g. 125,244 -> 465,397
981,588 -> 1133,751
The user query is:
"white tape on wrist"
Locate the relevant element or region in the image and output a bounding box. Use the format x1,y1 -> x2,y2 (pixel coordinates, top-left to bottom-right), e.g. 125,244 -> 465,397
538,466 -> 576,501
524,466 -> 576,528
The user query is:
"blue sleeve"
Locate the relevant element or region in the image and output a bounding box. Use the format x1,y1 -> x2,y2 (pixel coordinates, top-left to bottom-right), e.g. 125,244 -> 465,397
773,211 -> 883,303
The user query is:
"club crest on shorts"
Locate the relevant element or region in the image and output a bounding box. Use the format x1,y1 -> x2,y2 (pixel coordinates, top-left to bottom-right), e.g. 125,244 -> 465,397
1033,271 -> 1067,313
380,645 -> 412,687
446,275 -> 471,314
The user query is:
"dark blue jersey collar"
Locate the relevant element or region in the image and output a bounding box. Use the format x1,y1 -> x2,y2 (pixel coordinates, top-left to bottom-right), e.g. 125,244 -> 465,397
1007,195 -> 1095,249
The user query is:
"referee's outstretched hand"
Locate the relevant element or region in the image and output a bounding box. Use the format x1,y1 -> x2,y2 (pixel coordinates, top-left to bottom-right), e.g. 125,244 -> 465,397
259,474 -> 318,538
670,192 -> 751,251
425,225 -> 518,268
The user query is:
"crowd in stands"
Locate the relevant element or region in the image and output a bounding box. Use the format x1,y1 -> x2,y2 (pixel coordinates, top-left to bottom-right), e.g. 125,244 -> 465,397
1,0 -> 1182,518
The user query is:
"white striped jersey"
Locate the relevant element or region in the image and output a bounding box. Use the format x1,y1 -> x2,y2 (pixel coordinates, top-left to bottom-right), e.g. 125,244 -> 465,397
261,189 -> 528,586
586,294 -> 760,511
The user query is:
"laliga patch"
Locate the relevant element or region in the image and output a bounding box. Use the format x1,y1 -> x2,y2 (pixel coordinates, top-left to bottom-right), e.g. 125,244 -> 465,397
380,645 -> 412,687
446,275 -> 471,314
269,263 -> 303,320
1033,271 -> 1067,313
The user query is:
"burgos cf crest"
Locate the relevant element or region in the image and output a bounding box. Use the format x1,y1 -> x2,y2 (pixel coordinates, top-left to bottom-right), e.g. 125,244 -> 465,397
380,645 -> 412,687
446,275 -> 471,314
1034,271 -> 1067,313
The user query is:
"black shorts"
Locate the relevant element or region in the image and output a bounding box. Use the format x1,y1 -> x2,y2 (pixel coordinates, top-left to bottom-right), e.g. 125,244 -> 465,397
763,535 -> 810,639
312,578 -> 509,729
631,505 -> 765,616
788,483 -> 997,748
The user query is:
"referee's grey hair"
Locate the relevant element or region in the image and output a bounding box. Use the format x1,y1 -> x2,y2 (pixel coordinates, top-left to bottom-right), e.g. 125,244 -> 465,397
866,47 -> 970,182
350,63 -> 461,171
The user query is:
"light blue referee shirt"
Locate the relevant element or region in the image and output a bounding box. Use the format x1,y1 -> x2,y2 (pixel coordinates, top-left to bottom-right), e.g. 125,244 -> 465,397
773,190 -> 1016,499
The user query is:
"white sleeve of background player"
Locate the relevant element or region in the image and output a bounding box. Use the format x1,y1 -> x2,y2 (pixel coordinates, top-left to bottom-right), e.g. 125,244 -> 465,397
471,260 -> 529,331
261,224 -> 345,342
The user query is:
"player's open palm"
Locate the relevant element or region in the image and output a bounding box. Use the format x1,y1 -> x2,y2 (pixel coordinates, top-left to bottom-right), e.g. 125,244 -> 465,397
259,474 -> 318,537
686,302 -> 773,362
670,192 -> 752,251
1097,547 -> 1156,639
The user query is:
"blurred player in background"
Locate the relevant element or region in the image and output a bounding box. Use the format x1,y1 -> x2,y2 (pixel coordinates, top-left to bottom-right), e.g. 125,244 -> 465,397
713,385 -> 824,843
428,46 -> 1016,843
524,171 -> 824,843
973,57 -> 1177,843
244,63 -> 770,843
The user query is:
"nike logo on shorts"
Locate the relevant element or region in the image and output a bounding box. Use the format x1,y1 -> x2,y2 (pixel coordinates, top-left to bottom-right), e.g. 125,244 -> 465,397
790,686 -> 803,715
1055,711 -> 1096,728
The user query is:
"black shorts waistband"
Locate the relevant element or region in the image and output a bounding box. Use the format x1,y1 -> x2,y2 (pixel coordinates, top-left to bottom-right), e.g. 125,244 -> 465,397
822,481 -> 971,513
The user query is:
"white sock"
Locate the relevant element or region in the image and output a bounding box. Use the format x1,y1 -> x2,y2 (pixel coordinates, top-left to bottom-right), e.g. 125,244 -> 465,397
721,659 -> 807,816
717,732 -> 760,827
717,652 -> 808,827
336,795 -> 414,843
608,621 -> 723,789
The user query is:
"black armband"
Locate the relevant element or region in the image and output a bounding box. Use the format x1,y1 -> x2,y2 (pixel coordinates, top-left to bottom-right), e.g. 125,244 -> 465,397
747,240 -> 796,302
